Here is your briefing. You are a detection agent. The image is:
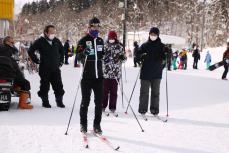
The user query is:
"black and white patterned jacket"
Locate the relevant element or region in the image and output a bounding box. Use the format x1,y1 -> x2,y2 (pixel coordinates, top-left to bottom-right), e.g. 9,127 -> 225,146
103,42 -> 125,79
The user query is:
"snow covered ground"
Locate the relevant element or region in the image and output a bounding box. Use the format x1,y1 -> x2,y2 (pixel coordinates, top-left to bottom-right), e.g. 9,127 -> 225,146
0,47 -> 229,153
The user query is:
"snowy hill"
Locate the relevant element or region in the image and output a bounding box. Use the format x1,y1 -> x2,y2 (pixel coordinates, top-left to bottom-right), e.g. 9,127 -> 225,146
0,52 -> 229,153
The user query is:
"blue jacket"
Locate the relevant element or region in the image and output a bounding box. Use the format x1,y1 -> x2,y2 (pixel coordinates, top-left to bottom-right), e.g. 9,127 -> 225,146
204,52 -> 211,63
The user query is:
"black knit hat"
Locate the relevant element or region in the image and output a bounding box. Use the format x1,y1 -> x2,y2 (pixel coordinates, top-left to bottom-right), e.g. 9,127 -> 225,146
89,17 -> 100,27
133,41 -> 138,46
149,27 -> 160,36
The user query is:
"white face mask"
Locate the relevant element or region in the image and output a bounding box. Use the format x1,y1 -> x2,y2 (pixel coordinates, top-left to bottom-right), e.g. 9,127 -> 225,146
48,34 -> 55,40
109,39 -> 115,43
150,36 -> 157,41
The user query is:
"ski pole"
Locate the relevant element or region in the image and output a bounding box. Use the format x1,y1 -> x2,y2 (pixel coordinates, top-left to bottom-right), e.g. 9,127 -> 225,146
65,56 -> 88,135
123,63 -> 127,82
121,67 -> 124,108
125,69 -> 140,114
115,78 -> 144,132
165,53 -> 169,118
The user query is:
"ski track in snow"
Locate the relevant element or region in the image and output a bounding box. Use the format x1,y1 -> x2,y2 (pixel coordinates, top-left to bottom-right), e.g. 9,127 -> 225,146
1,49 -> 229,153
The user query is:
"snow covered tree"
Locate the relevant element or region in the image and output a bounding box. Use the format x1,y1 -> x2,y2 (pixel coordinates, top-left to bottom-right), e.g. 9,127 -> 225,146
49,0 -> 57,12
31,1 -> 38,14
38,0 -> 49,13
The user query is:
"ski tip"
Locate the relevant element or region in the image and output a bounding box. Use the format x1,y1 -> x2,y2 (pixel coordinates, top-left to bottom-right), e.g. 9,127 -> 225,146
115,146 -> 120,151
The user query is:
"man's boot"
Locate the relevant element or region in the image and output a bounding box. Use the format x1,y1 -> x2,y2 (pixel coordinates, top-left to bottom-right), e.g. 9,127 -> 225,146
41,96 -> 51,108
18,92 -> 33,109
93,124 -> 102,135
56,95 -> 65,108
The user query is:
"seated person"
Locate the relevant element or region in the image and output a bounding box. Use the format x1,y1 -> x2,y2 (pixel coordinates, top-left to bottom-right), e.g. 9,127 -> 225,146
0,36 -> 33,109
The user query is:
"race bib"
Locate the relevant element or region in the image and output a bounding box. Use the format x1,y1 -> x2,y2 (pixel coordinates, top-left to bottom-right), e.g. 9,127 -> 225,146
97,45 -> 103,51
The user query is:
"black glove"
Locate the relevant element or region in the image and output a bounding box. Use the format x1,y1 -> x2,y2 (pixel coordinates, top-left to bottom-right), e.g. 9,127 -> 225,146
84,48 -> 91,56
140,53 -> 147,61
224,58 -> 229,64
34,59 -> 40,64
59,62 -> 63,67
119,55 -> 126,61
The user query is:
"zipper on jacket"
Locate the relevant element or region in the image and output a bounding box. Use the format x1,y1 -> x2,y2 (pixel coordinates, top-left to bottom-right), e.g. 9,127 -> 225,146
94,38 -> 98,79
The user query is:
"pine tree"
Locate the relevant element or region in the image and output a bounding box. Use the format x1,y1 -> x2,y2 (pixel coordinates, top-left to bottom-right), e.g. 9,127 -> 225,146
49,0 -> 57,11
38,0 -> 49,13
31,1 -> 38,14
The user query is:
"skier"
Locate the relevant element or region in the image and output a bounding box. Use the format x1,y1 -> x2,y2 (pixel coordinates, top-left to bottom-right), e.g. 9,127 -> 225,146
74,45 -> 81,67
222,42 -> 229,80
133,41 -> 139,67
204,51 -> 211,70
137,27 -> 167,116
192,46 -> 201,69
28,25 -> 65,108
179,49 -> 188,70
64,39 -> 70,65
0,36 -> 33,109
77,17 -> 104,134
102,30 -> 126,115
172,51 -> 178,70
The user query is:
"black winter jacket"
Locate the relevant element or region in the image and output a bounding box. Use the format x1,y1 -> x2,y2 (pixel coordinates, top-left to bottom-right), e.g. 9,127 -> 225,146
192,49 -> 200,60
77,34 -> 104,79
64,41 -> 70,54
28,36 -> 64,71
0,45 -> 23,79
137,38 -> 165,80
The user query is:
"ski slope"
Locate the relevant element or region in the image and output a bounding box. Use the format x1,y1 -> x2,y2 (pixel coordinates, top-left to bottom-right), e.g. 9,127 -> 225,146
0,49 -> 229,153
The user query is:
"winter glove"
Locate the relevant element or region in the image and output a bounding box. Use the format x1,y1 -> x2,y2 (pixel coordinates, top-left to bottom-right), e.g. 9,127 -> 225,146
140,53 -> 147,62
84,48 -> 91,56
59,62 -> 63,68
224,58 -> 229,64
119,55 -> 127,61
34,59 -> 41,64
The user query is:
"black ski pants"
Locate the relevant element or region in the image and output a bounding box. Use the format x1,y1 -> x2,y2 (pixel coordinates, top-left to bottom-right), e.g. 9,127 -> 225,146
80,78 -> 103,126
65,52 -> 69,64
38,67 -> 65,99
222,65 -> 229,79
193,58 -> 199,69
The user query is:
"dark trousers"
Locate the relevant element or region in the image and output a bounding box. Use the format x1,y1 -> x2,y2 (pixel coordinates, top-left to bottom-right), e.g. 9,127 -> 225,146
102,79 -> 118,111
14,78 -> 30,91
167,59 -> 172,70
222,65 -> 228,79
38,68 -> 65,99
193,59 -> 199,69
65,52 -> 69,64
80,79 -> 103,126
134,57 -> 138,67
183,60 -> 187,70
74,54 -> 78,67
138,79 -> 161,115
